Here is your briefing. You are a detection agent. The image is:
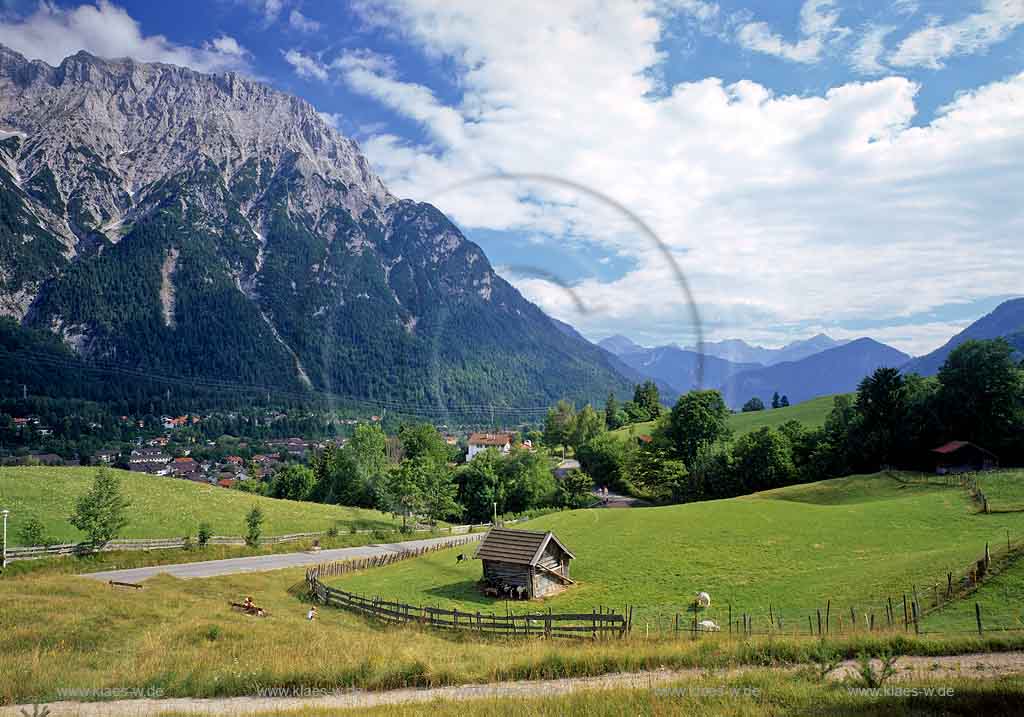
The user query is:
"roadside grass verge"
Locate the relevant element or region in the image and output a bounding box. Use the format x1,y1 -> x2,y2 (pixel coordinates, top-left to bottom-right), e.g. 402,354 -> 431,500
3,567 -> 1024,706
0,528 -> 415,578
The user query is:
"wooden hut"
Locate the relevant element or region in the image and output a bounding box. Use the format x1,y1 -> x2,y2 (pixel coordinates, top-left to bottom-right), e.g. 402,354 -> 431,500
474,527 -> 575,598
931,441 -> 999,474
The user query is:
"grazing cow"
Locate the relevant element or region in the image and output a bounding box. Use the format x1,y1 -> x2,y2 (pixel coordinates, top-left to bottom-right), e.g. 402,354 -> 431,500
515,585 -> 528,600
695,591 -> 711,608
698,619 -> 720,632
456,553 -> 467,564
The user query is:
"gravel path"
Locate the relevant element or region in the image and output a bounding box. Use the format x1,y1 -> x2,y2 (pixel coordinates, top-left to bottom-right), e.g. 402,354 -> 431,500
79,533 -> 482,582
7,652 -> 1024,716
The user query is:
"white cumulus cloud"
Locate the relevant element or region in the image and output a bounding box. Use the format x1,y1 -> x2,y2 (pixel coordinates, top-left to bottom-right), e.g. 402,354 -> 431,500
890,0 -> 1024,69
0,1 -> 251,72
736,0 -> 850,64
282,48 -> 327,81
851,24 -> 896,74
339,0 -> 1024,354
289,9 -> 321,33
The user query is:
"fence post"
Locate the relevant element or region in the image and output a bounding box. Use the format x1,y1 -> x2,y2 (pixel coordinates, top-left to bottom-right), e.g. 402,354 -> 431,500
902,594 -> 909,630
976,603 -> 983,636
728,603 -> 732,636
825,600 -> 831,634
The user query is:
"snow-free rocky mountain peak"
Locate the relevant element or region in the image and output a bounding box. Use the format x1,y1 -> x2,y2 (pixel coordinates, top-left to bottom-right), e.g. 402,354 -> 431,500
0,46 -> 629,409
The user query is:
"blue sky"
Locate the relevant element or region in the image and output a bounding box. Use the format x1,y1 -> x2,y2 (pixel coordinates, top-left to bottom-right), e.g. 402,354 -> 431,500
1,0 -> 1023,355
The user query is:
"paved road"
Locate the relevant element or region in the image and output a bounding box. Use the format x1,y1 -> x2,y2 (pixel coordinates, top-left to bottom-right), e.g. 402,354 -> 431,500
80,533 -> 483,583
591,488 -> 652,508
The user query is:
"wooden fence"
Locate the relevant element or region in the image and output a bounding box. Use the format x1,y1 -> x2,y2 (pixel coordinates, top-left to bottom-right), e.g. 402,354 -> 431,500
307,535 -> 482,578
4,521 -> 502,562
5,532 -> 326,560
305,545 -> 630,640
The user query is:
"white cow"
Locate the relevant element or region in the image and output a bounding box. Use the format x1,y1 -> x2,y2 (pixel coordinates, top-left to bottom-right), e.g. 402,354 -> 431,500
698,619 -> 720,632
695,591 -> 711,608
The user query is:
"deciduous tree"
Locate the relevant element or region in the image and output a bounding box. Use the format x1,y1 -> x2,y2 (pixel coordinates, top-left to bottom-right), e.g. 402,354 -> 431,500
69,467 -> 130,547
666,390 -> 732,465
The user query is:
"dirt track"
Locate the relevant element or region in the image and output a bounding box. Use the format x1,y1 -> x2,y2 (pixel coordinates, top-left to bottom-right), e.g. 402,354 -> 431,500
6,651 -> 1024,716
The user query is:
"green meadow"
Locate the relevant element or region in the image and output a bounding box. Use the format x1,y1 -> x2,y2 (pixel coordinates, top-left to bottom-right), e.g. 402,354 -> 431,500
610,393 -> 841,441
0,466 -> 400,545
977,471 -> 1024,512
328,472 -> 1024,630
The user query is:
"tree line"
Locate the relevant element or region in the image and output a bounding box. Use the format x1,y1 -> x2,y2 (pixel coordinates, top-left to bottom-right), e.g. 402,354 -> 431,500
257,422 -> 590,526
573,339 -> 1023,504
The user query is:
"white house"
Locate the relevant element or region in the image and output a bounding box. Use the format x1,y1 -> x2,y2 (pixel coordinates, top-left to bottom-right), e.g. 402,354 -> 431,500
467,432 -> 513,461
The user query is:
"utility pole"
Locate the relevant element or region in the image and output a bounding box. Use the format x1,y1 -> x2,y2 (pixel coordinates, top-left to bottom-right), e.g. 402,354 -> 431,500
493,501 -> 497,526
1,509 -> 8,569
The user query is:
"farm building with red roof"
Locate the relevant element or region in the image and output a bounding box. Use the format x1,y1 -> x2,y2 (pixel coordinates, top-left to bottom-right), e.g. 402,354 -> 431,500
931,441 -> 998,474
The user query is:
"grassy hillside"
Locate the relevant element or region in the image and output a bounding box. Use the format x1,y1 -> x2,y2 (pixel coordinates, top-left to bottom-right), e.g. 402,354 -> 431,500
0,466 -> 399,545
923,554 -> 1024,634
328,472 -> 1024,626
977,471 -> 1024,512
610,393 -> 842,441
727,393 -> 841,436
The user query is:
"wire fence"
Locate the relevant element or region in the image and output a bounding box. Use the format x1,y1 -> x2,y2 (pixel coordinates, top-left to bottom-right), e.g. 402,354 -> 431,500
308,520 -> 1024,642
624,524 -> 1024,641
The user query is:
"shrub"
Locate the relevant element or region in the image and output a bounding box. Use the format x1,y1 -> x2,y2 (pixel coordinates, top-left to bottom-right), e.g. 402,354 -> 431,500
18,516 -> 51,547
852,650 -> 899,688
197,522 -> 213,548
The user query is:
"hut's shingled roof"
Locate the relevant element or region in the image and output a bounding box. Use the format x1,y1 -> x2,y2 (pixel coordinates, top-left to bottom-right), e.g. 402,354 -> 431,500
931,441 -> 997,458
474,527 -> 575,566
